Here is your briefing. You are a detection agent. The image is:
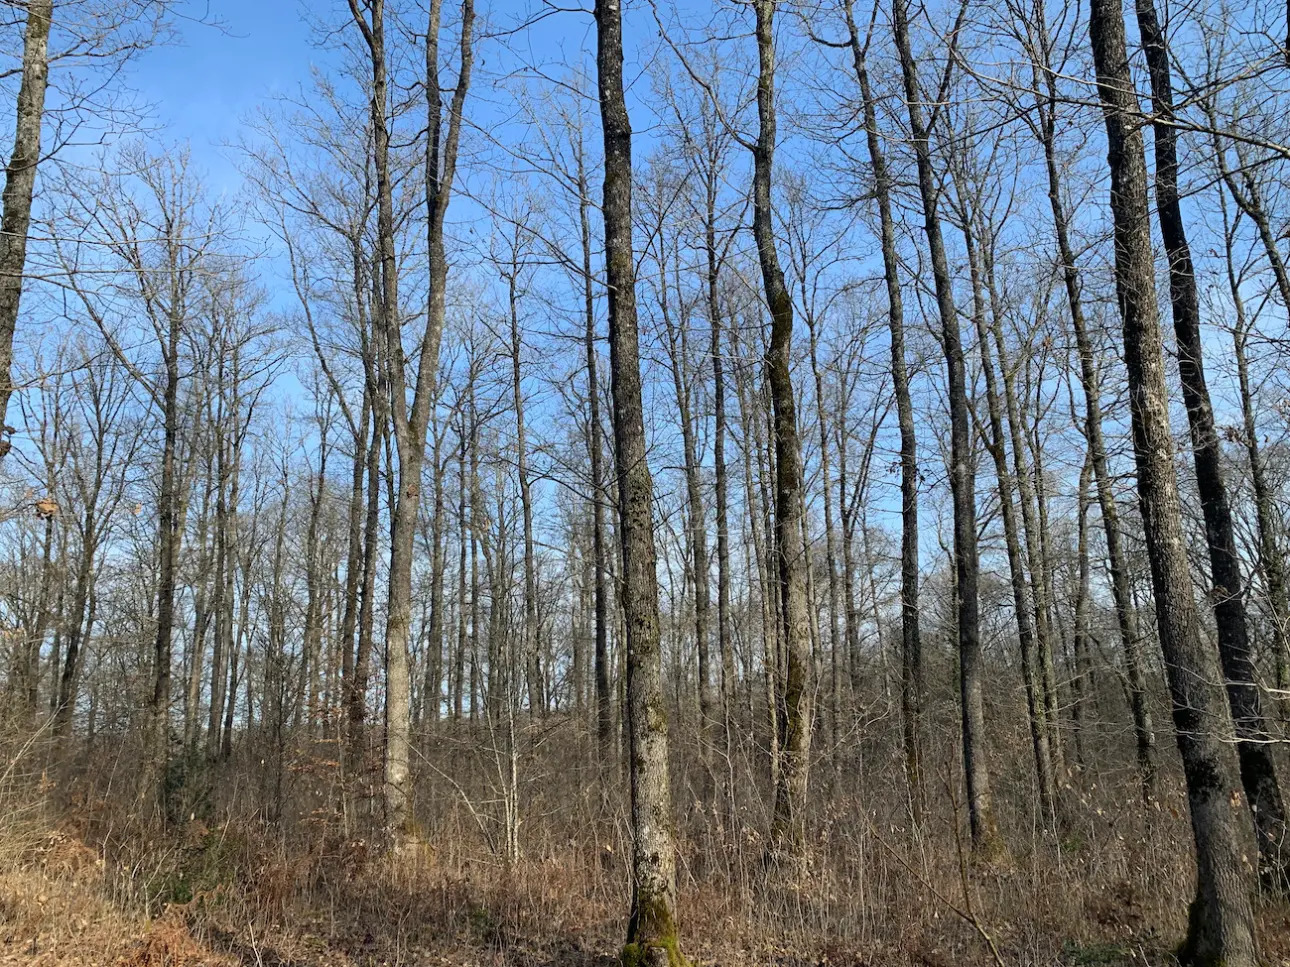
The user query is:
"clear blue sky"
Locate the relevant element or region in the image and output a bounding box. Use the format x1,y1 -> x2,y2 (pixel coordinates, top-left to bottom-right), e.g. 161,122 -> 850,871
127,0 -> 647,195
129,0 -> 330,194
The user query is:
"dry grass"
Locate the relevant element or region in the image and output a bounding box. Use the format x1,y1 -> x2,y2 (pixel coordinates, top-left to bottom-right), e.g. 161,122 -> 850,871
6,689 -> 1290,966
0,825 -> 237,967
0,799 -> 1287,967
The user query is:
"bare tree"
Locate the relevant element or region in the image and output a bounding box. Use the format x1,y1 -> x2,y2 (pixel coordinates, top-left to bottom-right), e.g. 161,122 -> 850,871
1086,0 -> 1258,958
57,146 -> 226,809
0,0 -> 53,453
595,0 -> 683,959
346,0 -> 474,840
890,0 -> 1000,854
1132,0 -> 1288,884
746,0 -> 813,863
839,0 -> 923,819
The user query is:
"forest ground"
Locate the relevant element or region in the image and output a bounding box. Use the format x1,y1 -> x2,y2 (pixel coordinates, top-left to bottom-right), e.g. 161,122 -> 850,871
9,815 -> 1290,967
7,724 -> 1290,967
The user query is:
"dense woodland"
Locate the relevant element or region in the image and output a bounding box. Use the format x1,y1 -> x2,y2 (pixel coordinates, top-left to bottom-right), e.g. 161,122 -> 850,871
3,0 -> 1290,964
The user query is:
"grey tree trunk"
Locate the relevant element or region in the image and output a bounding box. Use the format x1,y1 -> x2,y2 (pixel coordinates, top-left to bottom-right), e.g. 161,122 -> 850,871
701,151 -> 736,812
151,307 -> 182,809
1221,200 -> 1290,719
594,0 -> 682,960
750,0 -> 813,863
454,406 -> 470,723
976,218 -> 1064,790
423,418 -> 448,726
1025,15 -> 1156,791
576,153 -> 613,757
507,256 -> 542,716
657,244 -> 713,791
1071,442 -> 1095,772
953,181 -> 1055,826
0,0 -> 53,450
1132,0 -> 1288,885
348,0 -> 473,840
843,2 -> 922,819
1086,0 -> 1258,959
890,0 -> 999,854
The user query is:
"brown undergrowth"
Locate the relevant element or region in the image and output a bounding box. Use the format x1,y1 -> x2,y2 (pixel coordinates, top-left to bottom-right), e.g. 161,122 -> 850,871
0,825 -> 236,966
4,794 -> 1287,967
7,716 -> 1290,966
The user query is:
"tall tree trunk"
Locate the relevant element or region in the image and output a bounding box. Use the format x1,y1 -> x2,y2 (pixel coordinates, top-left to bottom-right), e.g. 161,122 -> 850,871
424,421 -> 448,727
802,288 -> 843,769
576,155 -> 613,757
659,245 -> 714,796
740,347 -> 781,790
594,0 -> 683,958
19,514 -> 55,713
955,182 -> 1056,825
890,0 -> 998,853
732,321 -> 778,789
1086,0 -> 1258,958
974,204 -> 1067,805
357,0 -> 410,838
184,478 -> 215,751
705,176 -> 736,812
54,522 -> 96,737
349,0 -> 473,840
1027,16 -> 1156,791
509,263 -> 542,716
152,326 -> 182,809
454,408 -> 469,722
1024,367 -> 1064,784
751,0 -> 812,862
1133,0 -> 1288,884
207,426 -> 229,754
303,437 -> 329,730
210,409 -> 243,758
834,399 -> 861,708
0,0 -> 53,447
1222,206 -> 1290,717
468,391 -> 482,724
1071,441 -> 1094,773
349,397 -> 381,780
973,212 -> 1065,787
845,2 -> 922,818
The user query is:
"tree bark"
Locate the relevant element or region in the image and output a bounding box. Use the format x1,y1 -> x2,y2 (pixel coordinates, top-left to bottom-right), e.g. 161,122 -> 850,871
576,152 -> 613,758
1133,0 -> 1288,884
890,0 -> 999,854
1086,0 -> 1258,958
750,0 -> 812,863
658,236 -> 714,798
151,308 -> 182,808
954,179 -> 1056,826
0,0 -> 53,448
1026,16 -> 1157,791
423,417 -> 448,727
594,0 -> 683,959
1222,202 -> 1290,720
508,254 -> 542,716
349,0 -> 474,839
844,2 -> 922,819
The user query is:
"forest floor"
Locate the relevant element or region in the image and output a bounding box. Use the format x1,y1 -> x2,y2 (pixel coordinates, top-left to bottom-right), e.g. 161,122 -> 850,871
6,812 -> 1290,967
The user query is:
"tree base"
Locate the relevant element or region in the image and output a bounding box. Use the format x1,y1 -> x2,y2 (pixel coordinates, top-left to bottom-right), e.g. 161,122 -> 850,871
621,939 -> 687,967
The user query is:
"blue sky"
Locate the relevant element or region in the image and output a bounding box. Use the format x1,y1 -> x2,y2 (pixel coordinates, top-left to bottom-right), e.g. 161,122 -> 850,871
126,0 -> 652,196
129,0 -> 330,193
